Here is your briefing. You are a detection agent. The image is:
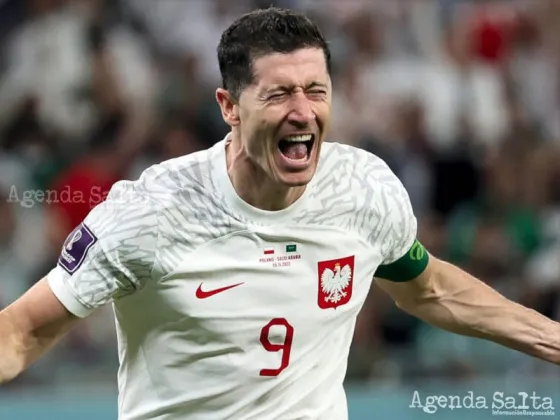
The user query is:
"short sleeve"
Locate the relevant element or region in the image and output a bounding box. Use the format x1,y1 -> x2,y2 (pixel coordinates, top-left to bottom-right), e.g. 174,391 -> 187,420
366,163 -> 418,265
362,157 -> 428,281
46,180 -> 158,318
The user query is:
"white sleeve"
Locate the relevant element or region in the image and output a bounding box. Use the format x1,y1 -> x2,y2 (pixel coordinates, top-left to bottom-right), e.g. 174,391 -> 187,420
46,180 -> 158,318
365,159 -> 418,265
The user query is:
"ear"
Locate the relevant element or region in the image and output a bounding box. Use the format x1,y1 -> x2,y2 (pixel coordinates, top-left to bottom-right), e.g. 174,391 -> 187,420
216,88 -> 240,127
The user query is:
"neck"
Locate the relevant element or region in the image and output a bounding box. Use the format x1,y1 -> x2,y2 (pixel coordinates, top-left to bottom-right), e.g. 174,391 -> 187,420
225,135 -> 306,211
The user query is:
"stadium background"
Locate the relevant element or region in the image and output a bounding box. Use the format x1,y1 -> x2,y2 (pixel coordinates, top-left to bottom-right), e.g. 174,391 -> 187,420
0,0 -> 558,418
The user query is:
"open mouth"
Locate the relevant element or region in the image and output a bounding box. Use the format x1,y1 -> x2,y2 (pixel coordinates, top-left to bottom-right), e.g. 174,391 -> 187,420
277,134 -> 315,161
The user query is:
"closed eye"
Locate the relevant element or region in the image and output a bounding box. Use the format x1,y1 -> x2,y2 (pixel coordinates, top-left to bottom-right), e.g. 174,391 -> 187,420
307,90 -> 327,100
268,93 -> 287,100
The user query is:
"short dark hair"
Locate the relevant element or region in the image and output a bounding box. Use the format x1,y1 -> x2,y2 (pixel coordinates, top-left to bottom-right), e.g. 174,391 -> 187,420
217,7 -> 331,101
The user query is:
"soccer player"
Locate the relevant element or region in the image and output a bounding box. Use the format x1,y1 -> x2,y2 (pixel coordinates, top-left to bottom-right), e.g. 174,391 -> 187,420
1,7 -> 559,420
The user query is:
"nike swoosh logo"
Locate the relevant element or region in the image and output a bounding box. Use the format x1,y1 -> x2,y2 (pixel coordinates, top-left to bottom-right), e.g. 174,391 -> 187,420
195,282 -> 244,299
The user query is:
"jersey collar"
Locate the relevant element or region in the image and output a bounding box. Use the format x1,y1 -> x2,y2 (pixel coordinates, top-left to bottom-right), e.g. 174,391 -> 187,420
211,134 -> 314,225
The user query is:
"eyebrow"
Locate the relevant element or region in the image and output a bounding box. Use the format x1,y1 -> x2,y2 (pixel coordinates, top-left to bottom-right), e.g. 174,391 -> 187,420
264,81 -> 328,94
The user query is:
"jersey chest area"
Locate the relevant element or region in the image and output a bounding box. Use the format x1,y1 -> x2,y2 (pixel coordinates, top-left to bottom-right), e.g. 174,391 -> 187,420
151,227 -> 381,333
116,228 -> 382,389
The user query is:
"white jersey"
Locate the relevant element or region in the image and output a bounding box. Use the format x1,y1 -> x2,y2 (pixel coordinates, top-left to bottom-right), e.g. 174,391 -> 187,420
47,138 -> 417,420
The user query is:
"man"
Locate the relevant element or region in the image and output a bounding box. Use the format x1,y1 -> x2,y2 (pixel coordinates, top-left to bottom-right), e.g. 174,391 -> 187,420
0,7 -> 558,420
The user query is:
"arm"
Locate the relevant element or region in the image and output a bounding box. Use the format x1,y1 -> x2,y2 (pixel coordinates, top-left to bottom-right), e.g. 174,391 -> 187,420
363,156 -> 559,366
1,179 -> 158,385
0,278 -> 79,384
376,256 -> 560,365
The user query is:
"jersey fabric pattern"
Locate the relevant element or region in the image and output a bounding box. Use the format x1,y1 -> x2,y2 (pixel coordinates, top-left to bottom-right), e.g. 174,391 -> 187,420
47,137 -> 418,420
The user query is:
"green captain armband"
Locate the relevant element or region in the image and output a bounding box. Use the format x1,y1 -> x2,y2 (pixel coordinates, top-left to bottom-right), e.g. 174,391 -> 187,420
374,239 -> 429,282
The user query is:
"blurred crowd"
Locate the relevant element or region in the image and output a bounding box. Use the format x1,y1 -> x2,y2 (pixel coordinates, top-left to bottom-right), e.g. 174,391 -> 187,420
0,0 -> 559,390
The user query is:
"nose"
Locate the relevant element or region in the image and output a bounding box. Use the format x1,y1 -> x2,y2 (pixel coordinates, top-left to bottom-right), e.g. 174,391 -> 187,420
287,93 -> 315,129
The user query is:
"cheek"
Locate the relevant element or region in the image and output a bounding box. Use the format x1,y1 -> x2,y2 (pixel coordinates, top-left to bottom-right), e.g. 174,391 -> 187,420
251,115 -> 276,141
238,105 -> 281,155
314,104 -> 330,130
242,119 -> 273,159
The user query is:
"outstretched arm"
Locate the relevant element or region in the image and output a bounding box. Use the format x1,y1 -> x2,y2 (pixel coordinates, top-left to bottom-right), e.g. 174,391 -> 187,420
0,278 -> 79,384
1,179 -> 158,385
361,155 -> 559,365
376,256 -> 560,365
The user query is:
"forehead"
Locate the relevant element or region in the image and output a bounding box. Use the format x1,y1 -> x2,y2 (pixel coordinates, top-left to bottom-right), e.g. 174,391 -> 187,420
251,48 -> 329,89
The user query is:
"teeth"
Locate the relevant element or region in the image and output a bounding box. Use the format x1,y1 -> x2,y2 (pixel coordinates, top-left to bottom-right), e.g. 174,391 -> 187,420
283,134 -> 313,142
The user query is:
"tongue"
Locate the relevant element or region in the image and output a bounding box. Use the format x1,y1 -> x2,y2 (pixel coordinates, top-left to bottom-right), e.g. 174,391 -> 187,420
283,142 -> 307,160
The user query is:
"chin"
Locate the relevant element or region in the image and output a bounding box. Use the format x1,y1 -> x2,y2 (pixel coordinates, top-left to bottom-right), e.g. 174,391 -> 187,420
275,166 -> 316,187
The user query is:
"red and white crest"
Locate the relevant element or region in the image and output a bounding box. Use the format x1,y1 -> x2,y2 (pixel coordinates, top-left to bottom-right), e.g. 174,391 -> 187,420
317,256 -> 354,309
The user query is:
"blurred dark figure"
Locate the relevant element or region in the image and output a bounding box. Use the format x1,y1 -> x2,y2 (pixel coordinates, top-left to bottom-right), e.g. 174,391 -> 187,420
0,98 -> 64,190
446,141 -> 542,283
431,128 -> 481,218
160,119 -> 205,160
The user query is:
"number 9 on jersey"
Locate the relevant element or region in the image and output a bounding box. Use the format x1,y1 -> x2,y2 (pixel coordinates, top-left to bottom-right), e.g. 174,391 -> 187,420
259,318 -> 294,377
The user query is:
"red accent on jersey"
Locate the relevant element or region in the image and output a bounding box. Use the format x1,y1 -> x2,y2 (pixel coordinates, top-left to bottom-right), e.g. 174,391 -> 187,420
195,282 -> 244,299
317,256 -> 354,309
259,318 -> 294,377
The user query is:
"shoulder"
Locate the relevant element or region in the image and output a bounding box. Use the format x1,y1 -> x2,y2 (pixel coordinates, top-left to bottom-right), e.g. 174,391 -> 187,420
311,142 -> 417,261
319,141 -> 397,176
106,142 -> 222,215
132,143 -> 219,202
87,144 -> 220,239
317,141 -> 407,200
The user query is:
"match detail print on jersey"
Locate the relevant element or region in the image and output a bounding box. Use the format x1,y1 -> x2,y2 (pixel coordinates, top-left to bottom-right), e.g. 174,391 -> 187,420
374,239 -> 429,282
317,256 -> 354,309
58,223 -> 98,274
